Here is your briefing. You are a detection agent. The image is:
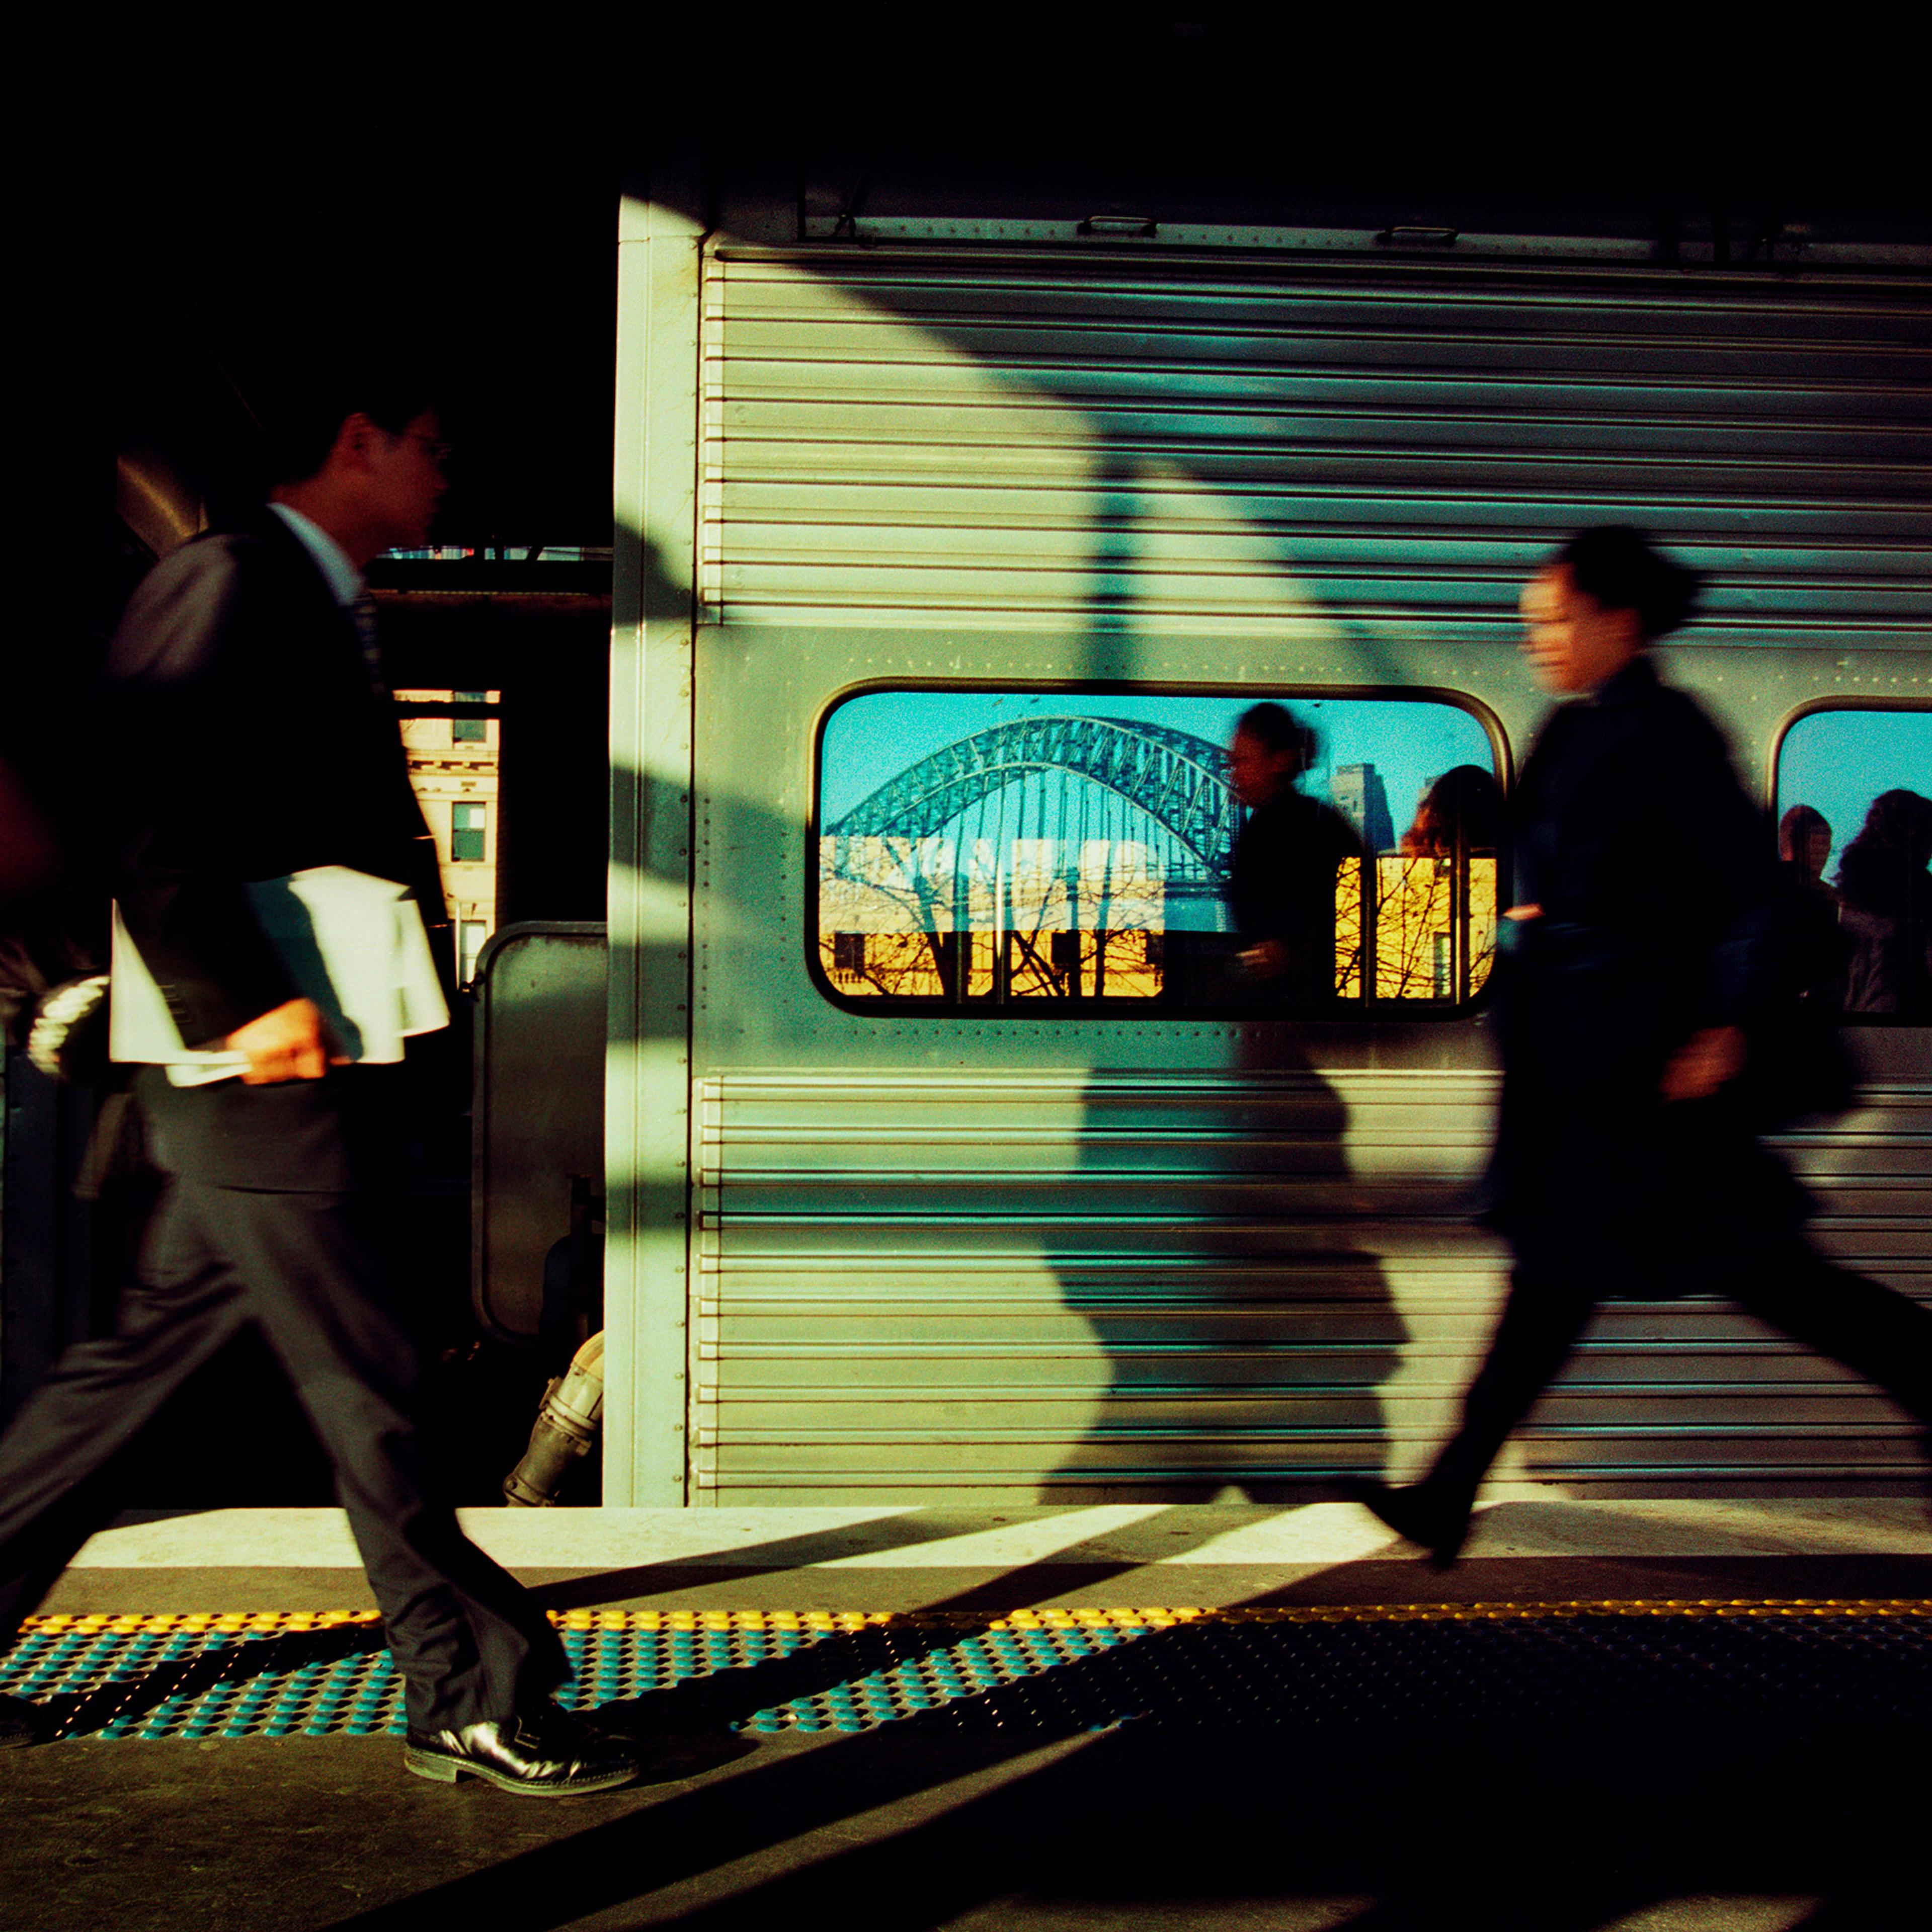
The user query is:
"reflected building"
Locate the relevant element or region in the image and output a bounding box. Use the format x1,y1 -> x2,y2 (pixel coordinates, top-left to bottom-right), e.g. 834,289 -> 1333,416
396,688 -> 501,986
823,834 -> 1166,1000
1330,762 -> 1395,854
1341,853 -> 1498,1001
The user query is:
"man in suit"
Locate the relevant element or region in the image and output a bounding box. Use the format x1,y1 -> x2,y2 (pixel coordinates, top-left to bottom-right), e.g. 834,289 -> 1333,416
0,374 -> 640,1794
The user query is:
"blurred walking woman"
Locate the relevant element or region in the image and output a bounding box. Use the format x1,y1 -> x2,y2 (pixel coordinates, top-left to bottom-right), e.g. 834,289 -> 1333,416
1354,527 -> 1932,1563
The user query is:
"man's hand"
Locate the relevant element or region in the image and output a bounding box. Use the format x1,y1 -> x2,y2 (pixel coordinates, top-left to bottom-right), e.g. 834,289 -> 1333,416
1660,1025 -> 1746,1103
226,999 -> 348,1084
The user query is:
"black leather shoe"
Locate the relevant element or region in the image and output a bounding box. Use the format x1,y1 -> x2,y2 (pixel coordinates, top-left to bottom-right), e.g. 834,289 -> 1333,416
1,1694 -> 41,1750
1344,1477 -> 1472,1569
404,1705 -> 641,1796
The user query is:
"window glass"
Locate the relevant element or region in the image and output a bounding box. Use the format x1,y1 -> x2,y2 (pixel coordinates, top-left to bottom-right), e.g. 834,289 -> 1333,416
1776,709 -> 1932,1021
816,690 -> 1500,1013
452,689 -> 489,743
452,800 -> 488,863
458,919 -> 488,987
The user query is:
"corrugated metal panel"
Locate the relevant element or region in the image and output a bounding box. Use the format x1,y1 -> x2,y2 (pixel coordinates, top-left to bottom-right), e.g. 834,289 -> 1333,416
699,245 -> 1931,642
688,240 -> 1930,1503
694,1072 -> 1932,1501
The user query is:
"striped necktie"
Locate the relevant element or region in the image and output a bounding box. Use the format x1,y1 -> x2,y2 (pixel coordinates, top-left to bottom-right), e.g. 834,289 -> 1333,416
351,593 -> 389,699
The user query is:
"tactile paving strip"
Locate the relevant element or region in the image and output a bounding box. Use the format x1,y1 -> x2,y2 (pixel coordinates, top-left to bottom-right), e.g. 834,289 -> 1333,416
5,1601 -> 1931,1743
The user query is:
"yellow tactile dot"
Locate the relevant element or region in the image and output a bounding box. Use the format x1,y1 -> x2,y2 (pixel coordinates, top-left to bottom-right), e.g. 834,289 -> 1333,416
13,1598 -> 1932,1649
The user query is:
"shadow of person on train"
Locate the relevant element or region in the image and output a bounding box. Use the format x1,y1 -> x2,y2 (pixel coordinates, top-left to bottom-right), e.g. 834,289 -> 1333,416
1019,678 -> 1414,1526
1035,1029 -> 1409,1527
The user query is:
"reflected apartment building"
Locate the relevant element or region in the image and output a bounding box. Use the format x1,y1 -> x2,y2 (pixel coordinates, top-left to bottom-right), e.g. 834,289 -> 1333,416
823,834 -> 1167,1000
395,689 -> 500,986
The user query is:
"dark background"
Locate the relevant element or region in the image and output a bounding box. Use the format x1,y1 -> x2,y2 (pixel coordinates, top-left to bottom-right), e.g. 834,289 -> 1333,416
5,13 -> 1925,1502
15,14 -> 1926,641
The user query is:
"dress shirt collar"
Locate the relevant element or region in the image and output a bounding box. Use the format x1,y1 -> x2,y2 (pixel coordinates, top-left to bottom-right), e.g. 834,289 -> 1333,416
269,502 -> 364,607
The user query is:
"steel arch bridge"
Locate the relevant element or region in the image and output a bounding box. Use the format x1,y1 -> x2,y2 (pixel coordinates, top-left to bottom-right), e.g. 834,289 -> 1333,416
826,715 -> 1238,883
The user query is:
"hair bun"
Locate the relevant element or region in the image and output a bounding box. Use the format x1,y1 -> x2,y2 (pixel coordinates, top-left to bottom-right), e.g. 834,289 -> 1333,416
1557,526 -> 1701,639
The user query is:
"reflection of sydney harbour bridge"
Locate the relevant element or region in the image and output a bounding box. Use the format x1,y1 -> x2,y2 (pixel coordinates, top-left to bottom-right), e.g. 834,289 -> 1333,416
826,716 -> 1238,900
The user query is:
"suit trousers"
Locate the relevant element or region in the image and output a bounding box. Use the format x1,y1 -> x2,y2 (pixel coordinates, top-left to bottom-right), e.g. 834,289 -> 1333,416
1420,1234 -> 1932,1514
0,1072 -> 565,1733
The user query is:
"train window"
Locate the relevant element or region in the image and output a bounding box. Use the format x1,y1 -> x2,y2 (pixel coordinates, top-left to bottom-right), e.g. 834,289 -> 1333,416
1775,709 -> 1932,1022
815,689 -> 1502,1014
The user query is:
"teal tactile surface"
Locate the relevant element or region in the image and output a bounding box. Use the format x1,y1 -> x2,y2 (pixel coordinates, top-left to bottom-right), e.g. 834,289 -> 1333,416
7,1602 -> 1932,1743
0,1613 -> 405,1741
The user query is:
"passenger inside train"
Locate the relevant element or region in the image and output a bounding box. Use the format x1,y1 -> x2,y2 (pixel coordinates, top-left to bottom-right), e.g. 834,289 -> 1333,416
1773,802 -> 1852,1011
1774,710 -> 1932,1022
1779,802 -> 1834,887
1834,788 -> 1932,1017
1399,763 -> 1502,863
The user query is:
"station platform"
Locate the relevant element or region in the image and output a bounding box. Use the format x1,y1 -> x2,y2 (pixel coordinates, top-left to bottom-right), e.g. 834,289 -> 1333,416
33,1492 -> 1932,1615
7,1499 -> 1932,1931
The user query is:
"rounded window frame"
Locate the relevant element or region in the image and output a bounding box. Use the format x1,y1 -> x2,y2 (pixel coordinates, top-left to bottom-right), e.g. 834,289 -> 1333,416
1767,696 -> 1932,1031
806,676 -> 1513,1022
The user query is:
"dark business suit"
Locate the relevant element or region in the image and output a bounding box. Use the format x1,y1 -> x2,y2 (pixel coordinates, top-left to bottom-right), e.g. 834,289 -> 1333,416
0,513 -> 564,1732
1418,656 -> 1932,1515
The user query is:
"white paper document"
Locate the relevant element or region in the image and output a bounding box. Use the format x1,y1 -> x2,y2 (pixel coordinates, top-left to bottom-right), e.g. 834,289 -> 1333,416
110,866 -> 450,1085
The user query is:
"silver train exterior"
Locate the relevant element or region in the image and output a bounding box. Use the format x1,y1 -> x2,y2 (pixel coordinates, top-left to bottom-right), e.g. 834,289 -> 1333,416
602,198 -> 1931,1508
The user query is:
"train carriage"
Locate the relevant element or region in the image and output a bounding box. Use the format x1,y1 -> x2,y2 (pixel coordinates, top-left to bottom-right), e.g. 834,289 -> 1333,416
600,196 -> 1931,1510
